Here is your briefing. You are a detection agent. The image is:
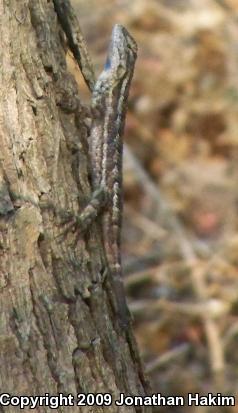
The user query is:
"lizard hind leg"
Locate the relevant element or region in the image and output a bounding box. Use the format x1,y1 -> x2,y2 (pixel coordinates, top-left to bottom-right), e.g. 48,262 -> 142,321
57,187 -> 108,245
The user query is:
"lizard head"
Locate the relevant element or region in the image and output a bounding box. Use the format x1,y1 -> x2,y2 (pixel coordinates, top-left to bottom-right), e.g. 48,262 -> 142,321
106,24 -> 137,82
92,24 -> 137,103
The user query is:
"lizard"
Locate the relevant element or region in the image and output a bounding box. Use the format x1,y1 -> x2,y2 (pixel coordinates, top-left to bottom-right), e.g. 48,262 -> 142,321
52,0 -> 138,328
90,24 -> 137,328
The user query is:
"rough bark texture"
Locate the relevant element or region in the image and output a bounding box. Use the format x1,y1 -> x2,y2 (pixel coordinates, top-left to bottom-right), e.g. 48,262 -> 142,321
0,0 -> 151,411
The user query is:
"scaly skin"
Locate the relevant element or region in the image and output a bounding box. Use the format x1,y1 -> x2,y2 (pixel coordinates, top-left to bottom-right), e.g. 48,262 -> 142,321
90,25 -> 137,327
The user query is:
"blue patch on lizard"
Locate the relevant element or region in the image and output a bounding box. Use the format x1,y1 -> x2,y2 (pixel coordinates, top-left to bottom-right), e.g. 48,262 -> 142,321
104,56 -> 111,70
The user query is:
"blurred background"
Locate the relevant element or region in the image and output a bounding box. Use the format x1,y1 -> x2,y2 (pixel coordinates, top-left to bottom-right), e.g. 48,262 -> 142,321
70,0 -> 238,411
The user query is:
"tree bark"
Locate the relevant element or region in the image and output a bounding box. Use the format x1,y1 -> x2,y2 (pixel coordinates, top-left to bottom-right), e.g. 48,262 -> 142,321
0,0 -> 151,411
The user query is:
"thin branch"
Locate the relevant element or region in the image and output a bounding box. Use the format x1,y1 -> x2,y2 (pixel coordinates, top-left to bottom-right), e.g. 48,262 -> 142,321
146,343 -> 190,373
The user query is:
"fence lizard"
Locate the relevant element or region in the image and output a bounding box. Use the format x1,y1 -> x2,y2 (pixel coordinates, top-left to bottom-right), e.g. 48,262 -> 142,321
53,0 -> 138,328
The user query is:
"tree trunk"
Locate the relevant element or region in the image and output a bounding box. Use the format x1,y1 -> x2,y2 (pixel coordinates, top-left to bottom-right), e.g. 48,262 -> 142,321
0,0 -> 151,411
